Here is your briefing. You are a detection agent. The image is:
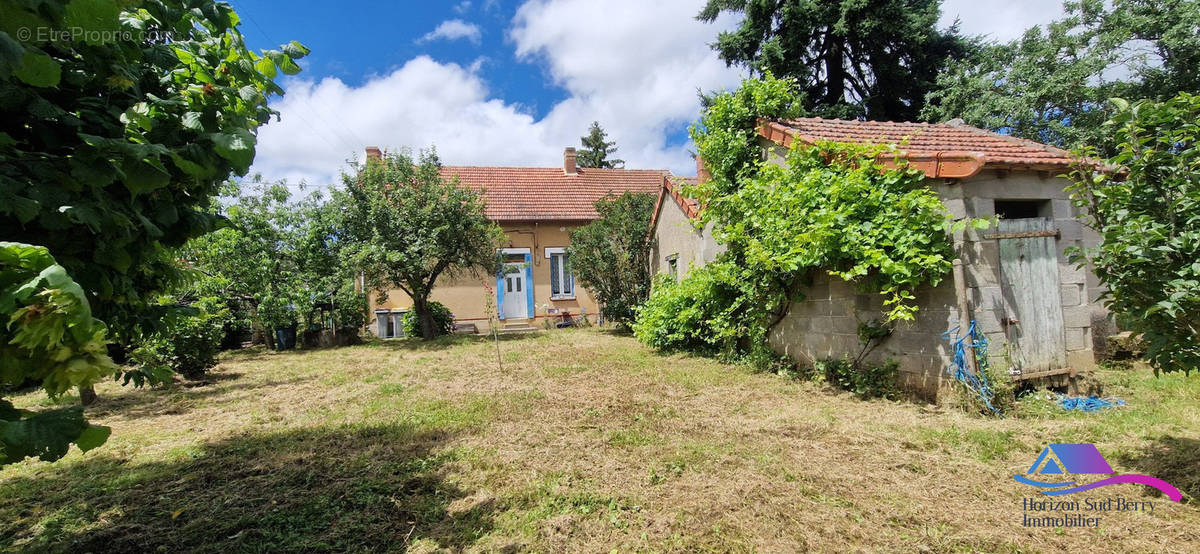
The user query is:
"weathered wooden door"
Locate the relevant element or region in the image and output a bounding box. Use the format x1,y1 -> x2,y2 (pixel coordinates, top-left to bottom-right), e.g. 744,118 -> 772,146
997,218 -> 1066,375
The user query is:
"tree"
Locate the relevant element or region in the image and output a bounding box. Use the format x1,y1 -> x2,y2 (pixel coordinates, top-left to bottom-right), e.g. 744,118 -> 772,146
0,0 -> 308,342
569,192 -> 657,327
182,180 -> 363,347
0,0 -> 303,461
923,0 -> 1200,152
1067,93 -> 1200,375
1,243 -> 114,466
341,149 -> 504,340
698,0 -> 972,121
578,121 -> 624,168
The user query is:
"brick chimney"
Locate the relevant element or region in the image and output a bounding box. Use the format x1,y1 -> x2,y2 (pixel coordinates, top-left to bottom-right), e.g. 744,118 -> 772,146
365,146 -> 382,163
695,154 -> 710,184
563,147 -> 577,176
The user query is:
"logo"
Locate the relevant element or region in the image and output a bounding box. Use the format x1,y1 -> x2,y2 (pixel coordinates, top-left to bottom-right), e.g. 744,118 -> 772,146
1014,443 -> 1181,502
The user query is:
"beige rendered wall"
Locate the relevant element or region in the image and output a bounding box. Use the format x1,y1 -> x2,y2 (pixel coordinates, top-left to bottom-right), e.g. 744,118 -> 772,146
650,195 -> 724,281
367,221 -> 601,334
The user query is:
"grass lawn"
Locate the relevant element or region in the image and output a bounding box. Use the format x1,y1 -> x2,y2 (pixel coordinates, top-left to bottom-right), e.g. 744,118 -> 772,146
2,329 -> 1198,552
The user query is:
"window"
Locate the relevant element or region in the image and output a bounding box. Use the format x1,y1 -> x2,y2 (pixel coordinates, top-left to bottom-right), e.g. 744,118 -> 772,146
548,250 -> 574,299
995,199 -> 1051,219
666,254 -> 679,281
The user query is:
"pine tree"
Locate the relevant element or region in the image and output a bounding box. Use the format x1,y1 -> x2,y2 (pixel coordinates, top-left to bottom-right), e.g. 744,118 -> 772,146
698,0 -> 972,121
578,121 -> 624,169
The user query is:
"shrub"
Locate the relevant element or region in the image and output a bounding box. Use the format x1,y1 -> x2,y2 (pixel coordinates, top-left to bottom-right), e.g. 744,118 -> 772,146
333,286 -> 368,330
257,293 -> 299,330
569,192 -> 657,327
633,263 -> 774,361
1068,93 -> 1200,375
402,301 -> 453,338
815,358 -> 900,400
131,297 -> 230,380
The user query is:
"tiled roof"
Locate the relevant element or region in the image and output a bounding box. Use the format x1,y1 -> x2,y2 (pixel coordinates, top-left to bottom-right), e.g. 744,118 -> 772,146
649,175 -> 702,233
758,117 -> 1079,178
439,166 -> 667,221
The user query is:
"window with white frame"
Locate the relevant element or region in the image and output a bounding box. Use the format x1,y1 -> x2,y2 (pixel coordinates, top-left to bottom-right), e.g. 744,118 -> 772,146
546,248 -> 574,299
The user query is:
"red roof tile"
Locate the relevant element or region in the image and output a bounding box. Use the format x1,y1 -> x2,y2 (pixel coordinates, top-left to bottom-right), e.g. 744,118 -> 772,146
440,166 -> 666,222
649,175 -> 702,229
758,117 -> 1079,178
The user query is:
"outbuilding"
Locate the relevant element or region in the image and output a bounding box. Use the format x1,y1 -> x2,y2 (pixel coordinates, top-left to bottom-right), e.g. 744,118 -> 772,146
649,117 -> 1110,398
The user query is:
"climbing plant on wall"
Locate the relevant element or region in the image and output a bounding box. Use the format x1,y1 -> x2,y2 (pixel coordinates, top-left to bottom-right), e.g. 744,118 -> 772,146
637,75 -> 961,363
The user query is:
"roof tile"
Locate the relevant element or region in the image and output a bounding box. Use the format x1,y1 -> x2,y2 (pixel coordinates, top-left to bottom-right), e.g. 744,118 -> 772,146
439,166 -> 666,222
760,117 -> 1078,177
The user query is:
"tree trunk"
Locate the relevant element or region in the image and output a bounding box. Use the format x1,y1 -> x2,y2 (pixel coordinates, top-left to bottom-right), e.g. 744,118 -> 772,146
413,296 -> 436,340
823,30 -> 846,107
79,385 -> 97,406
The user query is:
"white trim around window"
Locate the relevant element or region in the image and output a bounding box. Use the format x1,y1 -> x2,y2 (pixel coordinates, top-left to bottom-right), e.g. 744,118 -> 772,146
546,247 -> 574,299
501,247 -> 531,255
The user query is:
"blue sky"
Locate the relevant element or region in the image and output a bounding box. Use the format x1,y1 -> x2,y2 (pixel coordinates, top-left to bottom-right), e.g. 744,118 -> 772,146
232,0 -> 1062,186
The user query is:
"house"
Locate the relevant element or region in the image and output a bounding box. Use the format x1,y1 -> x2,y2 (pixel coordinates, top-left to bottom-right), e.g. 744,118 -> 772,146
366,146 -> 667,336
650,117 -> 1109,398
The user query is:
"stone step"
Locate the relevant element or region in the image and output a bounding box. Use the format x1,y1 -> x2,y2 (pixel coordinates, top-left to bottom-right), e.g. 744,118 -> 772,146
499,320 -> 538,333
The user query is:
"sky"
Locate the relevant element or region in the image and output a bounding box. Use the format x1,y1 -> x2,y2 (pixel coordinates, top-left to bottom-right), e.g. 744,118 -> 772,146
230,0 -> 1066,187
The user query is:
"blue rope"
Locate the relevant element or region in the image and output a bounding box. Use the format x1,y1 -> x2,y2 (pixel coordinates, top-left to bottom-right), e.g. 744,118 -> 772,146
942,320 -> 1000,415
1056,394 -> 1125,412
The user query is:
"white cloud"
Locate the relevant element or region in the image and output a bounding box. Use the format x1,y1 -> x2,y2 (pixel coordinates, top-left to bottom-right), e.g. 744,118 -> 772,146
454,1 -> 471,15
417,19 -> 482,44
250,0 -> 742,186
939,0 -> 1065,42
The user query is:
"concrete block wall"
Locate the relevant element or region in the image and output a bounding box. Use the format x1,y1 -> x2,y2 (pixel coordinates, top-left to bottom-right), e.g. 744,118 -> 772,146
767,169 -> 1105,399
960,172 -> 1100,377
768,273 -> 961,400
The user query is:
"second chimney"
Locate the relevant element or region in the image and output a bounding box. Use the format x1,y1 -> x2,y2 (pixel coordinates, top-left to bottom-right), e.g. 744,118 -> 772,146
563,147 -> 577,176
365,146 -> 382,163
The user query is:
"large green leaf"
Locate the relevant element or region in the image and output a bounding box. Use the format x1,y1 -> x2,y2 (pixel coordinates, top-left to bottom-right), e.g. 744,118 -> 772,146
253,56 -> 276,78
74,424 -> 111,452
122,157 -> 171,195
209,129 -> 256,172
64,0 -> 121,44
13,50 -> 61,88
0,405 -> 90,464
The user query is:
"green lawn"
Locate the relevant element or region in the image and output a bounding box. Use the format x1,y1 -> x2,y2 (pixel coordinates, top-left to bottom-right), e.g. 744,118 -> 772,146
2,329 -> 1198,552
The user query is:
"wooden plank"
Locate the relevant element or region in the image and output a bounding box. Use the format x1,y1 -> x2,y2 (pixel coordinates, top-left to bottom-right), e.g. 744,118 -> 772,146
952,259 -> 978,375
984,230 -> 1060,240
997,218 -> 1067,373
1009,367 -> 1076,380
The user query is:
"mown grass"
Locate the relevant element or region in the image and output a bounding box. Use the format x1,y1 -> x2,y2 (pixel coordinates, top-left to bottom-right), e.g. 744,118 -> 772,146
1,329 -> 1198,552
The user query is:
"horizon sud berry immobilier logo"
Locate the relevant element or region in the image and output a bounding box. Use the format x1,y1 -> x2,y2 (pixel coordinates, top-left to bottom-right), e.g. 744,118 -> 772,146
1015,443 -> 1182,528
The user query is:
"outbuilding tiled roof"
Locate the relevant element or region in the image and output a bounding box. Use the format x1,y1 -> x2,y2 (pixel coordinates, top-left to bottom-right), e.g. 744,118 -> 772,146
649,175 -> 702,232
758,117 -> 1079,178
440,166 -> 666,222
